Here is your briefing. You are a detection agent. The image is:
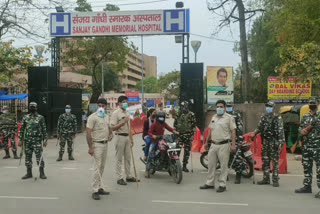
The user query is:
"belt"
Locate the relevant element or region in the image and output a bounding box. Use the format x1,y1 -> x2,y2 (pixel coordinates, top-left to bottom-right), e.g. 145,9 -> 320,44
115,133 -> 129,136
94,140 -> 108,144
212,140 -> 230,145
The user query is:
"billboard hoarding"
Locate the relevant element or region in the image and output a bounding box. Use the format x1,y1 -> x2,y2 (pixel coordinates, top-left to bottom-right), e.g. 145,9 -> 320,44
50,9 -> 190,37
207,66 -> 234,105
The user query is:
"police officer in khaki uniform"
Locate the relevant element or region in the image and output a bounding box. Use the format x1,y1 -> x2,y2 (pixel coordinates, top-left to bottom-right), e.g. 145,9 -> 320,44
200,100 -> 236,192
87,98 -> 113,200
111,95 -> 139,185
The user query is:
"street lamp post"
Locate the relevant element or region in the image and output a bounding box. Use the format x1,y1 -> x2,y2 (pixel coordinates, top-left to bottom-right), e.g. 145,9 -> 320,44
35,45 -> 45,66
191,40 -> 201,63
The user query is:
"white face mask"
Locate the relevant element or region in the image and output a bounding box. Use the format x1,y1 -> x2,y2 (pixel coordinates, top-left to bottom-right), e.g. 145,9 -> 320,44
97,107 -> 105,118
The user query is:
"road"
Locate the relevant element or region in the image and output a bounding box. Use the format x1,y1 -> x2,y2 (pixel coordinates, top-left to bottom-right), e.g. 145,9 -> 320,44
0,119 -> 319,214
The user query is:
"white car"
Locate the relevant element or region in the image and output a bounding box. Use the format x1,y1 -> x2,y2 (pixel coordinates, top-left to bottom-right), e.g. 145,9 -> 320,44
164,105 -> 173,114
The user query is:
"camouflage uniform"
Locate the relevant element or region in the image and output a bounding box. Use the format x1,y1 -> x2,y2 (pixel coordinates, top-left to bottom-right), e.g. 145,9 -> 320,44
254,112 -> 285,183
19,113 -> 47,169
299,112 -> 320,188
229,111 -> 244,174
174,111 -> 196,167
57,113 -> 77,159
0,112 -> 18,158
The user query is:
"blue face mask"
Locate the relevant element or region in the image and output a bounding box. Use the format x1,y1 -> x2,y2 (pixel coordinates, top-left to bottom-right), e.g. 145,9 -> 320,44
226,107 -> 233,112
266,107 -> 273,113
217,108 -> 225,115
122,103 -> 128,110
65,109 -> 71,113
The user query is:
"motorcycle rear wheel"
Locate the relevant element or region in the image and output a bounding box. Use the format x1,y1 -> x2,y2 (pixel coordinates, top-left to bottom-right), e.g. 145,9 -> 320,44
200,152 -> 209,169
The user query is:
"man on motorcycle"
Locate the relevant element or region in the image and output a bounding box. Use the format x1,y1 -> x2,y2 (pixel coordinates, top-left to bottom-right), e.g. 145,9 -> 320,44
142,108 -> 157,161
226,102 -> 245,184
146,111 -> 179,178
174,101 -> 196,172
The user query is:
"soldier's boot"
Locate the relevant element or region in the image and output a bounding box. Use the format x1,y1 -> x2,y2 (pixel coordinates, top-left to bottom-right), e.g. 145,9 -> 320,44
3,149 -> 10,159
235,173 -> 241,184
39,167 -> 47,179
68,152 -> 75,161
273,180 -> 279,187
182,164 -> 189,173
295,185 -> 312,193
13,151 -> 19,159
56,153 -> 63,161
257,178 -> 270,185
315,191 -> 320,199
22,168 -> 33,179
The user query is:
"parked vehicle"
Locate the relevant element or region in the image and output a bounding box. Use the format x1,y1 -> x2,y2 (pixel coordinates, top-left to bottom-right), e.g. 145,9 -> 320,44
140,134 -> 183,184
200,141 -> 254,178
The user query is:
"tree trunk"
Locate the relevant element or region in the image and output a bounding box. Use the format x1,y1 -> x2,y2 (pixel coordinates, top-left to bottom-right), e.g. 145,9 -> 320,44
90,86 -> 101,103
236,0 -> 249,103
90,66 -> 102,103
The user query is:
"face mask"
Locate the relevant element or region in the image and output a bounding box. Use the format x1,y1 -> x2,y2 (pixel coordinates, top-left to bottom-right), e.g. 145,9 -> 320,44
65,109 -> 71,113
30,108 -> 36,113
266,107 -> 273,113
309,105 -> 317,111
104,110 -> 108,114
226,107 -> 233,112
217,108 -> 224,115
122,103 -> 128,110
158,117 -> 165,123
2,110 -> 7,114
97,107 -> 105,118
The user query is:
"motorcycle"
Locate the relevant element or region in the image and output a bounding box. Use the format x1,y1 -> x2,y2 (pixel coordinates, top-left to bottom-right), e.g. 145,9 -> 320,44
140,134 -> 183,184
200,141 -> 254,178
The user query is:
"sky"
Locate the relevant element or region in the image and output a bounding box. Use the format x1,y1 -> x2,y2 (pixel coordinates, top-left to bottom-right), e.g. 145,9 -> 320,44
10,0 -> 244,77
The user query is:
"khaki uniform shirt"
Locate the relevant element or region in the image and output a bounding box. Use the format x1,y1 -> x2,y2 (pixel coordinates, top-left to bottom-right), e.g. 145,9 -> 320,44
87,112 -> 110,142
110,107 -> 130,134
209,113 -> 236,143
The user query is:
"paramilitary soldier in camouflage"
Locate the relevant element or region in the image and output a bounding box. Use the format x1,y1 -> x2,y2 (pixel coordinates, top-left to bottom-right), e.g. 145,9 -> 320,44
251,101 -> 285,187
19,102 -> 47,179
226,103 -> 244,184
0,106 -> 18,159
56,105 -> 77,161
295,98 -> 320,198
174,101 -> 196,172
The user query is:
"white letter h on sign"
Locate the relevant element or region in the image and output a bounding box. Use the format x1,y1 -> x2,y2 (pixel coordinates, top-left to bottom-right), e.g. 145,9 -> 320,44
166,11 -> 184,31
52,15 -> 69,33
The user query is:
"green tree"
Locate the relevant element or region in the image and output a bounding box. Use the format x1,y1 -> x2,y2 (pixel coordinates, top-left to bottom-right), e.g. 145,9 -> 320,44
61,1 -> 134,103
158,70 -> 180,102
136,77 -> 159,93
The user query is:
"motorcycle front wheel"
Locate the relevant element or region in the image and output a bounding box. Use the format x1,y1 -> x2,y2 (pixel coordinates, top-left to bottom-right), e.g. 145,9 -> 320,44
200,152 -> 209,169
170,160 -> 183,184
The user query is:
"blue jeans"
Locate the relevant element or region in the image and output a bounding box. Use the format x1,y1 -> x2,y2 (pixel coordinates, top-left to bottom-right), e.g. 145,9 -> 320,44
146,142 -> 158,171
144,136 -> 152,157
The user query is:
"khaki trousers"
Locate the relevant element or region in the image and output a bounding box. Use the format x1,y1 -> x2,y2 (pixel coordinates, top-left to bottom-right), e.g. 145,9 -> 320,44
114,135 -> 132,180
206,143 -> 230,187
92,142 -> 108,193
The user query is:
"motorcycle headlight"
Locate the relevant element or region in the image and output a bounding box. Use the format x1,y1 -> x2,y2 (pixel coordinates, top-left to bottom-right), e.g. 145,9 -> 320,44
168,143 -> 176,149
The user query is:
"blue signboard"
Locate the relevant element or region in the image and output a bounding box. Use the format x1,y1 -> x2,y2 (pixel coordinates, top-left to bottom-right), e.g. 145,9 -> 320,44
174,101 -> 177,106
147,100 -> 155,107
166,101 -> 170,105
127,97 -> 140,102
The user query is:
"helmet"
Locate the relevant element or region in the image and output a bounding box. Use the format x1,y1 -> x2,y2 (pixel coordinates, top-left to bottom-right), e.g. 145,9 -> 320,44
156,111 -> 166,124
308,97 -> 317,104
265,101 -> 275,107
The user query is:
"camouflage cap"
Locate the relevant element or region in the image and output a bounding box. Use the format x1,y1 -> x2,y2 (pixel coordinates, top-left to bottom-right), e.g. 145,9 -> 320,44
265,101 -> 275,107
226,101 -> 233,107
2,105 -> 8,110
66,105 -> 71,108
29,102 -> 37,108
308,97 -> 317,104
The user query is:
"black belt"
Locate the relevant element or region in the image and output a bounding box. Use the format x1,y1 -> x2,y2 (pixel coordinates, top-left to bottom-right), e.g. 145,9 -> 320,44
116,133 -> 129,136
212,140 -> 230,145
94,140 -> 108,144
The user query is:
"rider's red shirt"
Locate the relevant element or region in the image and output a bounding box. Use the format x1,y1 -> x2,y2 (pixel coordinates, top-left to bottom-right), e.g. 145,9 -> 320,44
148,121 -> 175,143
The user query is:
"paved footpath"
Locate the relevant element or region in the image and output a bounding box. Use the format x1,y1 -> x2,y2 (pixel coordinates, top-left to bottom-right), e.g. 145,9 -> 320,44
0,119 -> 319,214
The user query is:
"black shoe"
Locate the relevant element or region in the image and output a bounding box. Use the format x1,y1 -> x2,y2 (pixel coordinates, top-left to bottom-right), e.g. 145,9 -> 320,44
182,165 -> 189,173
22,168 -> 33,179
295,186 -> 312,193
92,192 -> 100,200
257,179 -> 270,185
98,188 -> 110,195
235,173 -> 241,184
39,167 -> 47,179
199,184 -> 214,190
3,150 -> 10,159
13,151 -> 19,159
273,181 -> 279,187
216,186 -> 226,193
117,179 -> 127,185
126,177 -> 140,182
315,191 -> 320,198
68,153 -> 75,160
56,153 -> 63,161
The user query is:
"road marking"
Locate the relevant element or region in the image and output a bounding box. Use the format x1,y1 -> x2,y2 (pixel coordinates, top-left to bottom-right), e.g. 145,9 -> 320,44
0,196 -> 59,200
3,166 -> 18,169
61,167 -> 78,170
152,200 -> 248,206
